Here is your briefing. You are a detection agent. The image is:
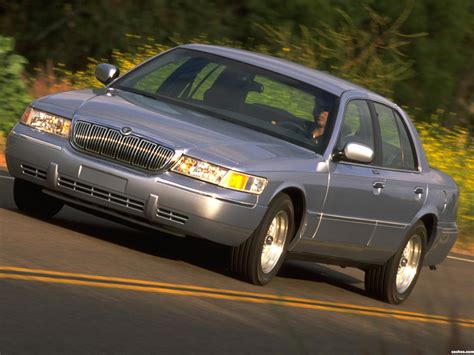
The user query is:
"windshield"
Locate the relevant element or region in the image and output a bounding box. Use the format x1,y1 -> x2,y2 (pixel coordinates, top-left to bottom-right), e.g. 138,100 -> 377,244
112,48 -> 339,153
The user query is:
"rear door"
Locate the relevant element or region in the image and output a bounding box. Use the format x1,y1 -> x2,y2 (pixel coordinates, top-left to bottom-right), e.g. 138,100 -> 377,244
367,103 -> 426,252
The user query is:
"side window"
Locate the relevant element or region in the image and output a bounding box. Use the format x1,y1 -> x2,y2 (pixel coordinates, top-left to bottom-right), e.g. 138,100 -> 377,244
337,100 -> 374,151
374,103 -> 403,169
394,111 -> 417,170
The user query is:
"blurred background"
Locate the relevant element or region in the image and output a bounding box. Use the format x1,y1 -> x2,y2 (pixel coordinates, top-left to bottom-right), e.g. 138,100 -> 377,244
0,0 -> 472,248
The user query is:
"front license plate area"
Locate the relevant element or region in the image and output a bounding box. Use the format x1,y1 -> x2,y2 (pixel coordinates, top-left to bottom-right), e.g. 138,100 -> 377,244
78,166 -> 127,193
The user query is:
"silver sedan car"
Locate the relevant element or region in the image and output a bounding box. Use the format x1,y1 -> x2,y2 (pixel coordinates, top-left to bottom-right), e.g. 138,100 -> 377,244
6,44 -> 459,304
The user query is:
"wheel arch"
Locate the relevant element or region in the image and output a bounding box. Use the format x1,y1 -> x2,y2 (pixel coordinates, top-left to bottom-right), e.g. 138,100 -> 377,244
274,186 -> 306,243
418,213 -> 438,250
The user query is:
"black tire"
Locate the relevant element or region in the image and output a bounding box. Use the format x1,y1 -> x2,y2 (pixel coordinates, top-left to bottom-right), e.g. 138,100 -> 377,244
13,178 -> 64,218
231,193 -> 295,285
365,221 -> 427,304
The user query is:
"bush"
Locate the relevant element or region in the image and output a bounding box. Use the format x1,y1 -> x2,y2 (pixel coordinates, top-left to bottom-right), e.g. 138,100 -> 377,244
29,60 -> 72,99
0,36 -> 31,136
416,118 -> 474,245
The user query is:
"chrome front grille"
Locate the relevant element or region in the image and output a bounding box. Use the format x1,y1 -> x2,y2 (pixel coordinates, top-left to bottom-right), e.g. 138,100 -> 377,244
58,176 -> 145,212
72,121 -> 175,172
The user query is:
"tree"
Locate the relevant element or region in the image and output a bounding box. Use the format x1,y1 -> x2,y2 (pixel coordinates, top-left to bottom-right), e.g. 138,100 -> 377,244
0,36 -> 31,135
253,5 -> 423,99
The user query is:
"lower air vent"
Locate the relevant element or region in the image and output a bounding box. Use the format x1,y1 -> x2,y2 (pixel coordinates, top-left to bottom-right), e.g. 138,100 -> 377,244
156,208 -> 189,225
58,176 -> 145,212
21,164 -> 47,180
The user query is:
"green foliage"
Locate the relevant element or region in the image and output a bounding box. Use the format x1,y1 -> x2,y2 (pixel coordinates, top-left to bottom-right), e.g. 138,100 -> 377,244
61,6 -> 421,100
254,4 -> 426,99
386,0 -> 474,120
416,118 -> 474,244
1,0 -> 472,129
0,36 -> 31,135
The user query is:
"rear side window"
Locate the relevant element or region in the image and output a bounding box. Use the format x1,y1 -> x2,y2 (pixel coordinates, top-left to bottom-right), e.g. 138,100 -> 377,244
374,103 -> 416,170
394,111 -> 417,170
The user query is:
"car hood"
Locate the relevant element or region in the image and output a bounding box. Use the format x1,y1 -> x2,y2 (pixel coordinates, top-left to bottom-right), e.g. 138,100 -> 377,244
35,89 -> 318,170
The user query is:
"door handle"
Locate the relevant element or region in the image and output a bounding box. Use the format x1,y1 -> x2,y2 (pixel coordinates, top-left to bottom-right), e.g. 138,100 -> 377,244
373,181 -> 385,189
414,187 -> 424,195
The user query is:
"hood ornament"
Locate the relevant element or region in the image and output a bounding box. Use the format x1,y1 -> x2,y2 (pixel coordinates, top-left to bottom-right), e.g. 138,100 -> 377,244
121,127 -> 132,135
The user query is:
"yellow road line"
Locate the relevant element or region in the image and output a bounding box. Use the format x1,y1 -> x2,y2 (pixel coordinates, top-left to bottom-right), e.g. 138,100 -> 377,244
0,268 -> 473,328
1,273 -> 472,327
1,265 -> 472,324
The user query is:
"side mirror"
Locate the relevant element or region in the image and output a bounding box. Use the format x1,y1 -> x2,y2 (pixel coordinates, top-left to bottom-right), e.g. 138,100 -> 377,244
333,142 -> 374,164
95,63 -> 120,85
344,142 -> 374,163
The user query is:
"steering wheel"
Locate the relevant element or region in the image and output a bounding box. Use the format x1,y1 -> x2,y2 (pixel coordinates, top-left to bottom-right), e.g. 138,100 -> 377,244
278,120 -> 307,135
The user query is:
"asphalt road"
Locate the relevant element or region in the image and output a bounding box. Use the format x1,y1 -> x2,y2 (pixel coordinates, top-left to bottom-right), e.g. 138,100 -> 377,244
1,172 -> 473,354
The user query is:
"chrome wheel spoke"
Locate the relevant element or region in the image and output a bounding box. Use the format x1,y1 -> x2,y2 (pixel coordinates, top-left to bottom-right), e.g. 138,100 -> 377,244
395,234 -> 422,293
260,211 -> 289,274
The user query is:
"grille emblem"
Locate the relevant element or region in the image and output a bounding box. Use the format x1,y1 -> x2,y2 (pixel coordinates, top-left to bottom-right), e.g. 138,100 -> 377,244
121,127 -> 132,135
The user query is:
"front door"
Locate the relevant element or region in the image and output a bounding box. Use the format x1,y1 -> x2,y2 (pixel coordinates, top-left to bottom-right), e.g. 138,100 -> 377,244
315,99 -> 382,246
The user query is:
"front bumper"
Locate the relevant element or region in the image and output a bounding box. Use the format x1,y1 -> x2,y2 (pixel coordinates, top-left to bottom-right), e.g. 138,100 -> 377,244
6,125 -> 267,246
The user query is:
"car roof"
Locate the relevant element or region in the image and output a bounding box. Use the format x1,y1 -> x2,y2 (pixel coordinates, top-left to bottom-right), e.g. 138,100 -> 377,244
180,44 -> 392,104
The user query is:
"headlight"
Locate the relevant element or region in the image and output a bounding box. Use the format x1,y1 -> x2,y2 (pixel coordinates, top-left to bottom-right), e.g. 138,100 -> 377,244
172,155 -> 267,194
20,107 -> 71,138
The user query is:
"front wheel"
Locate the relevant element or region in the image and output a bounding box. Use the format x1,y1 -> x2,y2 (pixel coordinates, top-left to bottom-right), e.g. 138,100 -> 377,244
13,178 -> 64,218
231,193 -> 294,285
365,221 -> 427,304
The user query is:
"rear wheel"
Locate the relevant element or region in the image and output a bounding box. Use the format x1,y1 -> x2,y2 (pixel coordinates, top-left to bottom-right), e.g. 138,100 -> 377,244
231,193 -> 294,285
365,221 -> 427,304
14,178 -> 64,218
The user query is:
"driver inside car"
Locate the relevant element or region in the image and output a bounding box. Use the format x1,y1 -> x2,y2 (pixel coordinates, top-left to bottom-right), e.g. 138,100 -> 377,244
311,109 -> 329,142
